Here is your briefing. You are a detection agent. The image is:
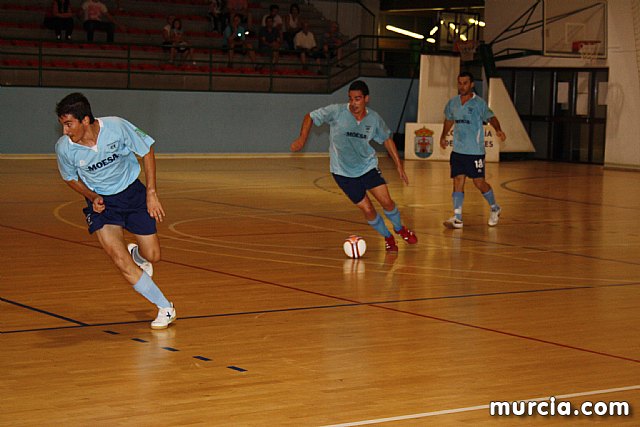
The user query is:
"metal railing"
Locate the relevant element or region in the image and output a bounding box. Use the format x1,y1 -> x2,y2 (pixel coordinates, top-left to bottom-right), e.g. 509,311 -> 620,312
0,35 -> 425,93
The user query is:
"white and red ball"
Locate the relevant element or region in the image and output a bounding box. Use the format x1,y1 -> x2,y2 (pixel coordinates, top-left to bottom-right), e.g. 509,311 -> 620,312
343,235 -> 367,258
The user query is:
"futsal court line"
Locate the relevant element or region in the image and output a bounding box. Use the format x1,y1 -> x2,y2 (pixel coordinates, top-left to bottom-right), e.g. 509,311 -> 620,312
5,199 -> 638,365
1,285 -> 603,334
3,225 -> 639,364
320,385 -> 640,426
52,191 -> 640,269
47,202 -> 634,285
7,216 -> 629,295
501,176 -> 640,210
0,296 -> 88,327
159,194 -> 640,267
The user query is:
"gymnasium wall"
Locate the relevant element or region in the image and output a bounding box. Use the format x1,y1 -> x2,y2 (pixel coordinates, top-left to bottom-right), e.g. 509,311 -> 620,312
0,78 -> 419,155
605,0 -> 640,170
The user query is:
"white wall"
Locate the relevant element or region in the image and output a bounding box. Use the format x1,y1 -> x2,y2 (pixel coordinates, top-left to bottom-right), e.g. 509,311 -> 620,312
603,0 -> 640,170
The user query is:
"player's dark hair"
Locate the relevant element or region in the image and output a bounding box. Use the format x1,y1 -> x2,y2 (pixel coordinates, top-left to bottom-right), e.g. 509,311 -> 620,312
348,80 -> 369,96
56,92 -> 95,123
458,71 -> 474,82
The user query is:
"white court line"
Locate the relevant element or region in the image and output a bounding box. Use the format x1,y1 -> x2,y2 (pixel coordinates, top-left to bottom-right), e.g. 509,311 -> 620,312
320,385 -> 640,427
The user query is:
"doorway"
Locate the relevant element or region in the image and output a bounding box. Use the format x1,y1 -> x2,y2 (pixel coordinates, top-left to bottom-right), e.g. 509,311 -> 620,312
497,67 -> 608,164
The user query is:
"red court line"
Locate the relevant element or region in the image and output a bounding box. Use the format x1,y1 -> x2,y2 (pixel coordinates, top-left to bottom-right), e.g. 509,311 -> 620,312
3,223 -> 638,364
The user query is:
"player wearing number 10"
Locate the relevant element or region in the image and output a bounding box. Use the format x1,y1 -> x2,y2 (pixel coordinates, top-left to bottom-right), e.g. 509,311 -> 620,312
440,71 -> 506,229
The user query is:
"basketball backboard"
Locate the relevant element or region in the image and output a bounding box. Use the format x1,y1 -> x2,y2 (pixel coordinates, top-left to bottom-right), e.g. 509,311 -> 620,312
543,0 -> 606,58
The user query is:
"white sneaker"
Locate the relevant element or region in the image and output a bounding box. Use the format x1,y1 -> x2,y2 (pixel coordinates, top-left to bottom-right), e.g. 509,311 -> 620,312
127,243 -> 153,277
488,207 -> 501,227
443,216 -> 463,229
151,303 -> 176,329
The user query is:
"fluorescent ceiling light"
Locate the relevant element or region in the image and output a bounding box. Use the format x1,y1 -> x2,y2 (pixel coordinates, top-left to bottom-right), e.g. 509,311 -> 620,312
460,34 -> 468,41
429,26 -> 438,35
385,25 -> 424,39
426,37 -> 436,44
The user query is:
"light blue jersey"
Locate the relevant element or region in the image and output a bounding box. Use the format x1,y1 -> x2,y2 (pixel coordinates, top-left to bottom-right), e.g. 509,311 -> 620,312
444,93 -> 494,155
55,117 -> 154,195
310,104 -> 391,177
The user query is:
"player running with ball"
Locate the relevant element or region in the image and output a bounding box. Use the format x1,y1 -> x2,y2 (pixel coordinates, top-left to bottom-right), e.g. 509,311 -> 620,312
291,80 -> 417,252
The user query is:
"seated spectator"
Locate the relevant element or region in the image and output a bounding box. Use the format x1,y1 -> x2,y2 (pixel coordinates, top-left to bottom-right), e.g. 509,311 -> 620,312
227,0 -> 252,30
80,0 -> 119,43
293,21 -> 321,70
321,21 -> 344,66
207,0 -> 228,34
43,0 -> 75,41
169,18 -> 195,65
161,15 -> 175,55
258,15 -> 282,65
223,13 -> 257,67
261,4 -> 283,31
283,3 -> 301,50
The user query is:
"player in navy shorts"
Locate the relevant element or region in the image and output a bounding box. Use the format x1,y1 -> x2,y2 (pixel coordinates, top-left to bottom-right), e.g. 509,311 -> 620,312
55,93 -> 176,329
291,80 -> 417,252
439,72 -> 506,229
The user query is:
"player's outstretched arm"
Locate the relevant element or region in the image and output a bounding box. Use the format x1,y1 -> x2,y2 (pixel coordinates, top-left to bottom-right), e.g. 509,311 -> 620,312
489,117 -> 506,142
141,146 -> 165,223
383,137 -> 409,185
64,179 -> 105,213
291,113 -> 313,152
440,119 -> 454,149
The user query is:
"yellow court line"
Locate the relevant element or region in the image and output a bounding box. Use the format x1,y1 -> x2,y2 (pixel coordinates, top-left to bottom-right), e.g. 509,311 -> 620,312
53,200 -> 636,285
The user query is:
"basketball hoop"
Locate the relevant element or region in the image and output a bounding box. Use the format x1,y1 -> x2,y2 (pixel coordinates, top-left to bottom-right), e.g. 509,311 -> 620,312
454,40 -> 477,62
572,40 -> 601,64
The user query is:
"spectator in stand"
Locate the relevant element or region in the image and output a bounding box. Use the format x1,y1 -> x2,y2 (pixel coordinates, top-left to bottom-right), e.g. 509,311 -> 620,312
283,3 -> 301,50
223,13 -> 257,68
293,21 -> 321,70
161,15 -> 175,59
207,0 -> 228,34
258,15 -> 282,66
169,18 -> 196,65
227,0 -> 252,30
43,0 -> 75,41
261,4 -> 283,31
80,0 -> 119,43
322,20 -> 344,66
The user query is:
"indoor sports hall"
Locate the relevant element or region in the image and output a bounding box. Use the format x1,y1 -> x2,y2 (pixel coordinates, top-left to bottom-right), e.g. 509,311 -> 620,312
1,0 -> 639,425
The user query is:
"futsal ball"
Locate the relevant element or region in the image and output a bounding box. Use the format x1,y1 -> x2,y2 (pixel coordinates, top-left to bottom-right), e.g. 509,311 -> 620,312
343,235 -> 366,258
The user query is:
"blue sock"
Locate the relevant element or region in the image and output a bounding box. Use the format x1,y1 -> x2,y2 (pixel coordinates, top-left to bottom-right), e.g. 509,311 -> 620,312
453,192 -> 464,220
482,189 -> 500,211
383,206 -> 403,232
133,272 -> 171,308
367,214 -> 391,238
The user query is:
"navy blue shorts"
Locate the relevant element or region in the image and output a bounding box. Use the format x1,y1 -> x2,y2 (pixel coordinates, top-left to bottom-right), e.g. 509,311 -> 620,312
83,179 -> 157,235
332,168 -> 387,204
450,151 -> 486,178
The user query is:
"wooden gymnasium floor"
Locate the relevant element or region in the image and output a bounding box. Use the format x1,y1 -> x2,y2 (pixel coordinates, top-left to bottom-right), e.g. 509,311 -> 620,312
1,156 -> 639,426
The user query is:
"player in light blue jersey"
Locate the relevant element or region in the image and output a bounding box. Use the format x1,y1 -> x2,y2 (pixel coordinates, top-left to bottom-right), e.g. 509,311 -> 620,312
291,80 -> 417,252
55,93 -> 175,329
439,72 -> 506,229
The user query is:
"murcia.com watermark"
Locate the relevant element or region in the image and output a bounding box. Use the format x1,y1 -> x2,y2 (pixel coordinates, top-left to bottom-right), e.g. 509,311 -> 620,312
490,397 -> 631,417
